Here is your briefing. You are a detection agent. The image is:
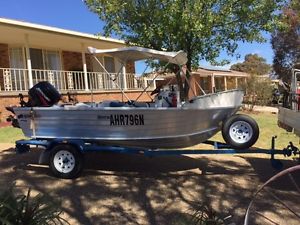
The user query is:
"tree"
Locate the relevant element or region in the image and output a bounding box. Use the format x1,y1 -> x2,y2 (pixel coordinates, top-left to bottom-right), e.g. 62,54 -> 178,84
84,0 -> 283,98
271,0 -> 300,82
231,54 -> 273,109
230,54 -> 271,75
241,75 -> 274,110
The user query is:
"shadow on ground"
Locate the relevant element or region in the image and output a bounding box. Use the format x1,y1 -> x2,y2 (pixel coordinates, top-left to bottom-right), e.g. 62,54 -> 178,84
0,146 -> 299,225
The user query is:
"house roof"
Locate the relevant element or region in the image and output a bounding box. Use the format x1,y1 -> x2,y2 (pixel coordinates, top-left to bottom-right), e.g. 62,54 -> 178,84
145,66 -> 249,80
0,17 -> 126,52
198,65 -> 231,72
193,66 -> 249,77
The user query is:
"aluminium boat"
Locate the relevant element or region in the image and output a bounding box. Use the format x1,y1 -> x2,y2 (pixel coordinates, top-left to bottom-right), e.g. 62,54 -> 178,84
9,47 -> 259,149
278,69 -> 300,137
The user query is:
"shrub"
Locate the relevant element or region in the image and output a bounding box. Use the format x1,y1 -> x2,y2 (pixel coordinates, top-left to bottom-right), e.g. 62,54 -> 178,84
0,183 -> 69,225
188,201 -> 232,225
242,75 -> 273,110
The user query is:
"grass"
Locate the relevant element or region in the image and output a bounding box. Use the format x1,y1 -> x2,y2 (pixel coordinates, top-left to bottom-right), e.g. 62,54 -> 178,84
247,112 -> 299,149
210,111 -> 299,149
0,127 -> 26,143
0,111 -> 299,149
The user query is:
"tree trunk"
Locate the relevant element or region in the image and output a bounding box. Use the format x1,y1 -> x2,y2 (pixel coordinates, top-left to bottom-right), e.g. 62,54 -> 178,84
182,57 -> 192,101
174,65 -> 185,102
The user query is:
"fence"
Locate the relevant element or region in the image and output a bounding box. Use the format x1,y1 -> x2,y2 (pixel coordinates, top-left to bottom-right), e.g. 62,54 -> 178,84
0,68 -> 147,92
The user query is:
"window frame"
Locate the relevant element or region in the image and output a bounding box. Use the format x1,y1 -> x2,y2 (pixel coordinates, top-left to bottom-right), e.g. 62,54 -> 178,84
8,46 -> 26,69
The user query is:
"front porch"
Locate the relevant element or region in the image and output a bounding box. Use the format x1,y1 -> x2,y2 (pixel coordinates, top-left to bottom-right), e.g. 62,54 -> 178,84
0,68 -> 151,93
0,18 -> 160,121
0,18 -> 156,94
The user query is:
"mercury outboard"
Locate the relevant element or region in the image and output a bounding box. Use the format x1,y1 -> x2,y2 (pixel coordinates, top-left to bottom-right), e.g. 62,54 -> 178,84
28,81 -> 61,107
6,82 -> 61,127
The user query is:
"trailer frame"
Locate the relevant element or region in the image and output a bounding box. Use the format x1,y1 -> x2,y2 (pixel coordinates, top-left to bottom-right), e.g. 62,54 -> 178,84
15,136 -> 300,179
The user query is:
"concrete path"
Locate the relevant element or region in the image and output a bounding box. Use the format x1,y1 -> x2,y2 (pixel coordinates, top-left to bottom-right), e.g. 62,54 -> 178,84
243,104 -> 279,113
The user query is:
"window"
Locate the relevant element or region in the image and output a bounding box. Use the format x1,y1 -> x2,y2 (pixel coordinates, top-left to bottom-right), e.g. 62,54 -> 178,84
199,77 -> 210,93
8,47 -> 26,90
7,47 -> 62,90
9,47 -> 25,68
227,77 -> 236,90
9,47 -> 61,70
215,77 -> 225,92
29,48 -> 61,70
92,56 -> 115,73
44,50 -> 61,70
29,48 -> 62,87
91,56 -> 117,89
30,48 -> 43,69
104,56 -> 115,73
92,56 -> 104,73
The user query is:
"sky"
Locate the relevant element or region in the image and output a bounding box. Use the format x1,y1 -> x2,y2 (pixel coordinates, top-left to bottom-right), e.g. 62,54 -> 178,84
0,0 -> 274,74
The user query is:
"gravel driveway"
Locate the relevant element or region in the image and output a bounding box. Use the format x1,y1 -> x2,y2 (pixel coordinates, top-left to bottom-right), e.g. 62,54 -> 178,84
0,143 -> 299,225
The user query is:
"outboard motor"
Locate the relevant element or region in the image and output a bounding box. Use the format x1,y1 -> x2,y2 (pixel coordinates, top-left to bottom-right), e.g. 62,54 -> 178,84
28,81 -> 61,107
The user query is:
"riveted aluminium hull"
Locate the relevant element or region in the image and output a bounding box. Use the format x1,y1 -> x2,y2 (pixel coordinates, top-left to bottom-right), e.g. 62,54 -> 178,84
278,107 -> 300,137
13,90 -> 243,149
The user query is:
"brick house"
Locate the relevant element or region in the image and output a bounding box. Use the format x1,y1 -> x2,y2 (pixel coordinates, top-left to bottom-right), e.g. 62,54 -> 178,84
190,67 -> 249,94
153,66 -> 249,98
0,18 -> 153,120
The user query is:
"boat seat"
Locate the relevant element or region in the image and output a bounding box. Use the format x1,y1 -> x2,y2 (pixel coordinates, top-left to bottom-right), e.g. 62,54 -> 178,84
98,101 -> 125,107
63,102 -> 90,109
131,102 -> 151,108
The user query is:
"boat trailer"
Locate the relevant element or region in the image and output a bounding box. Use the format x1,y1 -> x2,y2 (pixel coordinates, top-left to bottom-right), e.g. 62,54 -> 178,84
15,136 -> 300,179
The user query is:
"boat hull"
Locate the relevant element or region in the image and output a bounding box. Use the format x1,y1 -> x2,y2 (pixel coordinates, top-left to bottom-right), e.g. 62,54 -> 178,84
13,90 -> 243,149
14,107 -> 240,148
278,107 -> 300,137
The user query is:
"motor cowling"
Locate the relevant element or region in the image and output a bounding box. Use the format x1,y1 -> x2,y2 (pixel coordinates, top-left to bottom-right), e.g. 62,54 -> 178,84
28,81 -> 61,107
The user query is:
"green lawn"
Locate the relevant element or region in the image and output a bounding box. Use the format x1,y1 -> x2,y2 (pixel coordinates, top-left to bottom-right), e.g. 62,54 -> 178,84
0,126 -> 26,143
249,112 -> 299,149
0,111 -> 299,149
210,111 -> 299,149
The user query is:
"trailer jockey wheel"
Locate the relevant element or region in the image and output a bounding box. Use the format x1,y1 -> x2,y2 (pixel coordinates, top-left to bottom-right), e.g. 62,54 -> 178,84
222,114 -> 259,149
49,144 -> 84,179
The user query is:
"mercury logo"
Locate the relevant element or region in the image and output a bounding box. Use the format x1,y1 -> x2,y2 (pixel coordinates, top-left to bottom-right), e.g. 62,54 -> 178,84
36,88 -> 51,101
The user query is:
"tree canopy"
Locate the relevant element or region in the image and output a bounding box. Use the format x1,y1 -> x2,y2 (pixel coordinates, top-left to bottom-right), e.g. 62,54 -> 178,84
231,54 -> 272,110
271,0 -> 300,82
85,0 -> 283,71
230,54 -> 271,75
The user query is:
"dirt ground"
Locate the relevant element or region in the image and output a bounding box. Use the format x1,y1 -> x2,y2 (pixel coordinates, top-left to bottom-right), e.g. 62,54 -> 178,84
0,143 -> 299,225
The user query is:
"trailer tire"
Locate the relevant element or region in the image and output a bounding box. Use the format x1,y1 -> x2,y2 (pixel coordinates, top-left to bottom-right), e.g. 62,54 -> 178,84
49,144 -> 83,179
222,114 -> 259,149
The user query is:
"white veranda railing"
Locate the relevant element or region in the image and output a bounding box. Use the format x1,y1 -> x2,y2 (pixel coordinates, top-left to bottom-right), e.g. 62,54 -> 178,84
0,68 -> 148,92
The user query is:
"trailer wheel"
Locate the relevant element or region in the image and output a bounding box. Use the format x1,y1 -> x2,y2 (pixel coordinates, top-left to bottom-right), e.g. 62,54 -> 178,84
49,144 -> 83,179
222,114 -> 259,149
